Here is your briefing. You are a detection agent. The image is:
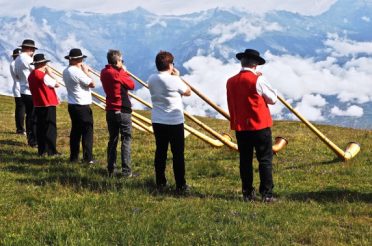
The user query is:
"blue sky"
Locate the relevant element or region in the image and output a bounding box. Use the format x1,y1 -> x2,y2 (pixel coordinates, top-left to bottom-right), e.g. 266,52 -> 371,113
0,0 -> 337,16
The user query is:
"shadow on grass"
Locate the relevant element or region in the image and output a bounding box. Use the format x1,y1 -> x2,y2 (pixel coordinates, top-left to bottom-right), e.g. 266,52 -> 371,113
0,139 -> 27,147
288,190 -> 372,203
284,158 -> 342,170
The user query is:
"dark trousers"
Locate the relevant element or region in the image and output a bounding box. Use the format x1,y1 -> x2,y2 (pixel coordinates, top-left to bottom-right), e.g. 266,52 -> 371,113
235,127 -> 274,197
68,104 -> 93,162
152,123 -> 186,188
14,97 -> 25,133
21,94 -> 37,146
106,111 -> 132,174
35,106 -> 58,156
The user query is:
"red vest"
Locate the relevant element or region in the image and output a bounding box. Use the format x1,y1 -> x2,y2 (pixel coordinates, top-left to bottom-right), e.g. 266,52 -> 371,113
226,70 -> 272,131
28,69 -> 59,107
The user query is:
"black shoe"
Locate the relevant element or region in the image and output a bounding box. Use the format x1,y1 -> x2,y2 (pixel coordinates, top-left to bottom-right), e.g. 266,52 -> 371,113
262,196 -> 278,203
156,184 -> 168,193
176,184 -> 191,194
122,172 -> 139,178
49,152 -> 62,157
243,190 -> 257,202
16,130 -> 26,135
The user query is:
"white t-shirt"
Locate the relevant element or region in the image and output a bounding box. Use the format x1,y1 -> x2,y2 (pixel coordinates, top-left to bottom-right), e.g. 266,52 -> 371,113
148,71 -> 188,125
14,53 -> 34,95
63,66 -> 92,105
10,60 -> 21,97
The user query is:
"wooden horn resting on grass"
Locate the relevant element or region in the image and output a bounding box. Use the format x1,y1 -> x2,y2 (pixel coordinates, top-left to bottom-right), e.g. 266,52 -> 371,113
277,95 -> 360,161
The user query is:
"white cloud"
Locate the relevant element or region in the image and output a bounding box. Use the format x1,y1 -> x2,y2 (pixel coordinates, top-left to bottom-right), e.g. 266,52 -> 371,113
293,94 -> 327,121
0,0 -> 337,17
324,33 -> 372,57
331,105 -> 364,117
361,16 -> 370,22
209,17 -> 282,45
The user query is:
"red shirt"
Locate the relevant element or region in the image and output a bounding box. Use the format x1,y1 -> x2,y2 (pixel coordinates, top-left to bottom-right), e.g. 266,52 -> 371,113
100,65 -> 135,113
226,70 -> 272,131
28,69 -> 59,107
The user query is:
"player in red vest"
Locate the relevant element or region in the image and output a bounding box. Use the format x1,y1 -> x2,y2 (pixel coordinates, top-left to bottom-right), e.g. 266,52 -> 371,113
226,49 -> 278,202
28,54 -> 60,156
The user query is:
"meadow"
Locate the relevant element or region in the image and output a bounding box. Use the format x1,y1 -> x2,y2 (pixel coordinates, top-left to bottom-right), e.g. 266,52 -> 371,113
0,95 -> 371,245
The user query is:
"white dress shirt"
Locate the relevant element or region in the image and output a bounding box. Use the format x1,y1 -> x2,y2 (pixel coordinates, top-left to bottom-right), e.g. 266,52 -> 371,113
10,60 -> 21,97
242,67 -> 277,105
63,66 -> 92,105
14,53 -> 34,95
148,71 -> 188,125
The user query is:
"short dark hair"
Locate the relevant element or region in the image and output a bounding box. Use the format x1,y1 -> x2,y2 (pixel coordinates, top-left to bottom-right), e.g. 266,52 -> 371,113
240,57 -> 258,68
155,51 -> 174,71
107,49 -> 122,65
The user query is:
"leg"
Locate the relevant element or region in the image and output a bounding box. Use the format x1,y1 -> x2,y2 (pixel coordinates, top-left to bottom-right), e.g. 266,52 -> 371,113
236,131 -> 255,197
152,123 -> 170,187
45,107 -> 58,155
169,124 -> 186,188
15,97 -> 25,133
106,111 -> 119,173
35,107 -> 46,156
119,112 -> 132,175
81,106 -> 94,162
22,94 -> 37,146
68,105 -> 82,162
254,128 -> 274,197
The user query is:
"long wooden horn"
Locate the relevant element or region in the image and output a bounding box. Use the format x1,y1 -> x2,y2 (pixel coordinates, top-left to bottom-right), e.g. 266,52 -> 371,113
277,95 -> 360,161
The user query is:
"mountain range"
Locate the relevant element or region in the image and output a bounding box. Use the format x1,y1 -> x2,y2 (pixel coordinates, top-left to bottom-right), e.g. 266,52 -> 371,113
0,0 -> 371,129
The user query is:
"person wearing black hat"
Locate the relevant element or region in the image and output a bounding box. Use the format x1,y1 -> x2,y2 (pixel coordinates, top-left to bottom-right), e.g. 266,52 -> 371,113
14,39 -> 38,147
9,48 -> 26,135
226,49 -> 278,203
28,54 -> 60,156
63,48 -> 95,164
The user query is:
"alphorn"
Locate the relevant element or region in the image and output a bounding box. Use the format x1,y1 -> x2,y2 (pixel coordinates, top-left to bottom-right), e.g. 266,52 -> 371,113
48,65 -> 156,133
277,95 -> 360,161
89,69 -> 238,151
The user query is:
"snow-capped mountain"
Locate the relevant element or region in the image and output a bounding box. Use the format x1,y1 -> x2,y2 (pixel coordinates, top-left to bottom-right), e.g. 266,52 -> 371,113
0,0 -> 371,128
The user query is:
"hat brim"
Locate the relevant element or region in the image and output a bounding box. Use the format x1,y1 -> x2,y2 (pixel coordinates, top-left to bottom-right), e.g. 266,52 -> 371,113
236,53 -> 265,65
64,55 -> 87,60
30,59 -> 50,65
19,44 -> 38,49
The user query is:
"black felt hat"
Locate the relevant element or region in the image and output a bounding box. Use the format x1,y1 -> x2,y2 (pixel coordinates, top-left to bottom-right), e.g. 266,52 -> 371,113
64,48 -> 87,60
236,49 -> 265,65
19,39 -> 38,49
12,48 -> 21,57
30,53 -> 50,65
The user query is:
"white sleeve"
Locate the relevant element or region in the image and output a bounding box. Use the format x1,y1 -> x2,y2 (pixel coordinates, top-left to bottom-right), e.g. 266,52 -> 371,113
44,74 -> 57,88
75,69 -> 92,86
256,75 -> 278,105
175,77 -> 188,95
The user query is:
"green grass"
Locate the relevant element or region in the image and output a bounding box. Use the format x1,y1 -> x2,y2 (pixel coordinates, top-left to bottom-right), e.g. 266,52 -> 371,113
0,94 -> 371,245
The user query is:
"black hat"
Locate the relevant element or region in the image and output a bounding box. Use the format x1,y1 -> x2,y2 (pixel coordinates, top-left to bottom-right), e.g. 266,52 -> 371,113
19,39 -> 38,49
64,48 -> 87,60
12,48 -> 21,57
236,49 -> 265,65
30,53 -> 50,65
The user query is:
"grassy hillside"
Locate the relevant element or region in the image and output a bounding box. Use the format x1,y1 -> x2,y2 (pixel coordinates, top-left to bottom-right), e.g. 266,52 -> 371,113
0,94 -> 371,245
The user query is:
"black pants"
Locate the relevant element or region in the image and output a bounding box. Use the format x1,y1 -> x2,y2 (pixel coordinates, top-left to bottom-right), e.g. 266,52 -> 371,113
35,106 -> 58,156
152,123 -> 186,188
68,104 -> 93,162
106,111 -> 132,174
236,128 -> 274,197
14,97 -> 25,133
21,94 -> 37,146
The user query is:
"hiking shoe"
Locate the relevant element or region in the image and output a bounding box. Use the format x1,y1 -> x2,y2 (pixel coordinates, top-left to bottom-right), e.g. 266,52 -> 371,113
262,196 -> 278,203
122,172 -> 139,178
243,190 -> 257,202
176,184 -> 191,194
